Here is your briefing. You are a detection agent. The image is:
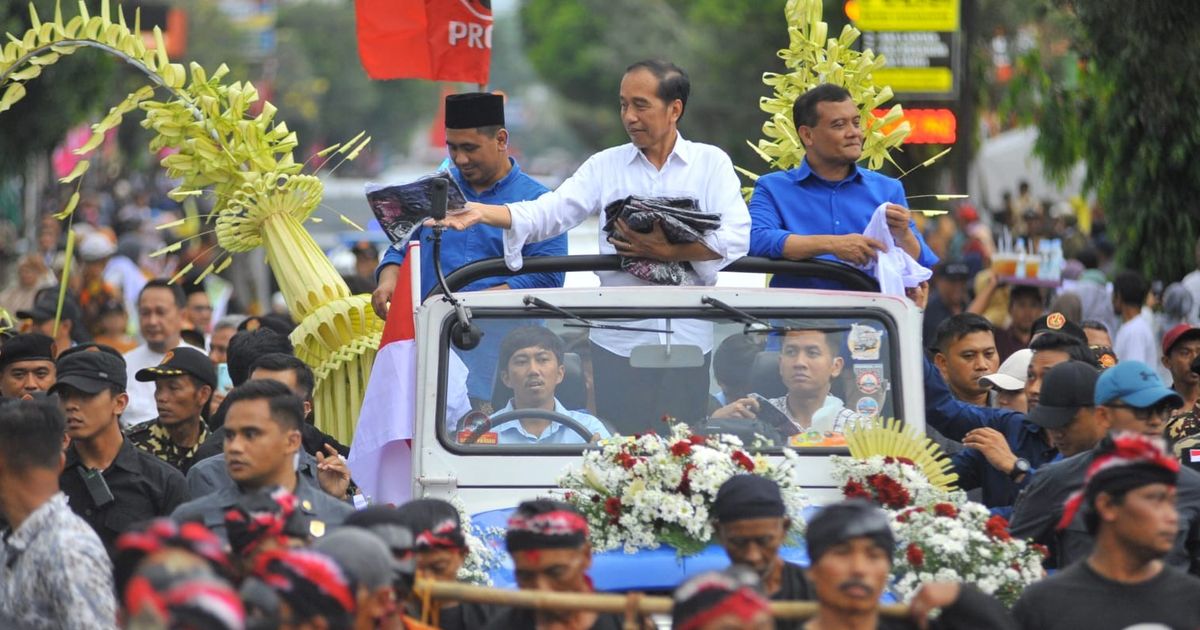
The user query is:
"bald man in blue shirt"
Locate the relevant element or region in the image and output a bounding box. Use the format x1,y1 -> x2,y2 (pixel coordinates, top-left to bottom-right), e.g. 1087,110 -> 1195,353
748,84 -> 938,289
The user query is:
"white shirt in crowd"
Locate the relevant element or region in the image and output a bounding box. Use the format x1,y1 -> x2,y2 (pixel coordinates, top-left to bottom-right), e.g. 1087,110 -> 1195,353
121,340 -> 203,428
1114,310 -> 1158,369
502,132 -> 750,356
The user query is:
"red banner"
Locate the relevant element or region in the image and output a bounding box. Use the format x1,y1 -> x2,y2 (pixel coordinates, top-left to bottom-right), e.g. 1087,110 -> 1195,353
356,0 -> 493,85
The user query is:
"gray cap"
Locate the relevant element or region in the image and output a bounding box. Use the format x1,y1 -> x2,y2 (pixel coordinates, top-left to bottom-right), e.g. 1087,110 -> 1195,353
312,527 -> 402,591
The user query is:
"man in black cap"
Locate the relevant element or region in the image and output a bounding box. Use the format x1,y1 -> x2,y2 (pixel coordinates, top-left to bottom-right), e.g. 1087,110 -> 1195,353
485,499 -> 628,630
922,260 -> 972,344
373,92 -> 567,406
1013,433 -> 1200,629
16,286 -> 86,355
804,501 -> 1013,629
711,474 -> 808,623
51,349 -> 190,551
1029,311 -> 1088,346
1025,361 -> 1106,459
126,347 -> 216,473
0,333 -> 56,400
171,379 -> 352,544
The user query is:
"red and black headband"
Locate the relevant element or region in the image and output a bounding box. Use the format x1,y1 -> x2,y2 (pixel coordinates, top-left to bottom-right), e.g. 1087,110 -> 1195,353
505,509 -> 590,552
1058,432 -> 1180,531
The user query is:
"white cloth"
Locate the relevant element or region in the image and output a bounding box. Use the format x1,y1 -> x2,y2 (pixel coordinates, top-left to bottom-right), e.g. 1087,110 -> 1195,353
1183,269 -> 1200,322
121,341 -> 203,428
502,133 -> 750,356
859,203 -> 932,296
1114,311 -> 1159,368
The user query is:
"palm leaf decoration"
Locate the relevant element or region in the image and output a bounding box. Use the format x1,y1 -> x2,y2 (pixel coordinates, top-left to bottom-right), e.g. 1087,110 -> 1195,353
0,1 -> 382,442
845,417 -> 959,491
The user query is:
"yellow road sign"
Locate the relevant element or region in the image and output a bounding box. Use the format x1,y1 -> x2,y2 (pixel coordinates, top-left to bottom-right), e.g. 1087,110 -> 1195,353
853,0 -> 960,32
872,67 -> 954,93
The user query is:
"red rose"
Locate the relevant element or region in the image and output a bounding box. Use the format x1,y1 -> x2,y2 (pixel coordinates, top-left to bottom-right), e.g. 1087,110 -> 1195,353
985,514 -> 1012,541
591,494 -> 601,503
883,456 -> 895,464
677,463 -> 696,496
866,473 -> 911,509
1032,543 -> 1049,558
689,434 -> 708,446
670,441 -> 693,457
604,497 -> 622,520
905,543 -> 925,567
897,457 -> 915,466
564,491 -> 576,502
616,452 -> 638,470
731,451 -> 755,471
843,480 -> 871,501
934,503 -> 958,518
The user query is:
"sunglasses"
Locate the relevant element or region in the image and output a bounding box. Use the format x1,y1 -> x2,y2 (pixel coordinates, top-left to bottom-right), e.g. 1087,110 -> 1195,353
1104,402 -> 1173,421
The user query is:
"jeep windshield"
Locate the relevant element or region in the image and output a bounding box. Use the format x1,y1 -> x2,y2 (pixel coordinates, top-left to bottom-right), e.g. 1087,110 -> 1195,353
436,300 -> 902,454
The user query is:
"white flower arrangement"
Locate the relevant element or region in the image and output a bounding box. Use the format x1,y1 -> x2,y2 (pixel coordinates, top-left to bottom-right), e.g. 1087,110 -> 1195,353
558,423 -> 807,555
830,453 -> 1045,606
450,496 -> 504,586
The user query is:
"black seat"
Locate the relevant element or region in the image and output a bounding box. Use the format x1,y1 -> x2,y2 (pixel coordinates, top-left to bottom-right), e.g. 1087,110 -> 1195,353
490,352 -> 588,412
749,350 -> 786,399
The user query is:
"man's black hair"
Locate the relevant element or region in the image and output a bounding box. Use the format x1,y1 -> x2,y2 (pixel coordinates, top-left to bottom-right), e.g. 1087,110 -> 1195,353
138,278 -> 186,309
625,59 -> 690,120
713,335 -> 762,396
498,326 -> 564,371
779,327 -> 843,358
249,352 -> 315,400
394,498 -> 464,542
1009,284 -> 1043,307
1030,331 -> 1101,368
223,379 -> 304,431
792,83 -> 853,128
227,329 -> 294,387
473,124 -> 502,138
0,398 -> 65,472
933,313 -> 995,355
1080,320 -> 1110,334
1113,270 -> 1149,307
1077,249 -> 1100,270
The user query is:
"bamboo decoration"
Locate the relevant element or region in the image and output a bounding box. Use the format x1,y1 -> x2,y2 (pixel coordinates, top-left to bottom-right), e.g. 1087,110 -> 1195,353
411,579 -> 912,624
0,1 -> 382,442
845,417 -> 959,490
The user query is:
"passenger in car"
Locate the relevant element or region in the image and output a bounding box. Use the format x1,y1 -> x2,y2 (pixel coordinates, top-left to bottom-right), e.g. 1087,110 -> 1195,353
711,329 -> 866,436
490,326 -> 609,444
712,475 -> 809,629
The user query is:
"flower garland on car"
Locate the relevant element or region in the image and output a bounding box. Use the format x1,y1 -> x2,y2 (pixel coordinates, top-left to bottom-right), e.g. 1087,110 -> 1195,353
832,420 -> 1045,606
449,496 -> 503,586
558,423 -> 807,556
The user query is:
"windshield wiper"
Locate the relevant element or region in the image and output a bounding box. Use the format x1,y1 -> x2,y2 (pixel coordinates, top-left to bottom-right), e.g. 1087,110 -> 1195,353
522,296 -> 673,334
699,296 -> 850,335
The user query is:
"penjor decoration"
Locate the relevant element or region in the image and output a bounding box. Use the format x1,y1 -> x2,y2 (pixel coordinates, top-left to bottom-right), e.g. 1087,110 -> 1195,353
0,1 -> 382,442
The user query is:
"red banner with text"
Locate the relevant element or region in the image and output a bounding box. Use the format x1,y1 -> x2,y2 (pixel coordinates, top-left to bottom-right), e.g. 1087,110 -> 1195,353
356,0 -> 492,85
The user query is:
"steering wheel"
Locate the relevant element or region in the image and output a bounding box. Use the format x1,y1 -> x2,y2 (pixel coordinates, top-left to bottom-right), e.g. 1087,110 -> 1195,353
463,408 -> 597,444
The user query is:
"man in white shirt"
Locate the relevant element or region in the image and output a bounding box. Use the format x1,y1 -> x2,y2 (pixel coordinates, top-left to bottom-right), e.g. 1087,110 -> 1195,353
1112,270 -> 1158,367
435,60 -> 751,434
488,326 -> 609,445
122,279 -> 202,427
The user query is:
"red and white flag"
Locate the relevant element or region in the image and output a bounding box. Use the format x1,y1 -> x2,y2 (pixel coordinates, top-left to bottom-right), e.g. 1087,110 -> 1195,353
355,0 -> 493,85
348,242 -> 424,506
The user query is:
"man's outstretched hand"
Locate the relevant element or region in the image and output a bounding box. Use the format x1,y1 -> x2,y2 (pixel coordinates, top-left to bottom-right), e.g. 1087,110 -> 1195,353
371,264 -> 399,320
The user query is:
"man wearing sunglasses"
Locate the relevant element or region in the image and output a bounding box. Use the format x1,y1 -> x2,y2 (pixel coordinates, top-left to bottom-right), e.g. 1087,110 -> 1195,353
1010,360 -> 1200,576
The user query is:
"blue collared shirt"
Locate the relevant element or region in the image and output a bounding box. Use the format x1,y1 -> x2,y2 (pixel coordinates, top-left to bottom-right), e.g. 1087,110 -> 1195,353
490,399 -> 610,445
748,159 -> 938,289
924,356 -> 1058,511
376,159 -> 566,298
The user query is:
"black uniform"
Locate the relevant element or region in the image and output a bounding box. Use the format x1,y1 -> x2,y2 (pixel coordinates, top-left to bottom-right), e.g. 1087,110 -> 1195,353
772,561 -> 813,630
436,602 -> 499,630
1013,562 -> 1200,630
60,438 -> 190,552
878,585 -> 1015,630
482,607 -> 626,630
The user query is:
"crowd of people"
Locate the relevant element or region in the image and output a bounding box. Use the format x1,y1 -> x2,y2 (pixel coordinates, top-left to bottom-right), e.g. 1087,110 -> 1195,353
2,58 -> 1200,628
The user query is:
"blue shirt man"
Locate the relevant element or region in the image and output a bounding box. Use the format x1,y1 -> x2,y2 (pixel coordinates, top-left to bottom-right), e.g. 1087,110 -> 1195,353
373,93 -> 567,402
491,398 -> 609,445
746,84 -> 938,289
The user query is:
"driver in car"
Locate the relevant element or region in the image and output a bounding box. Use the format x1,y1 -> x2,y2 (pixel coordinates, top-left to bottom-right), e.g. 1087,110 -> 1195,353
711,329 -> 867,436
491,326 -> 610,444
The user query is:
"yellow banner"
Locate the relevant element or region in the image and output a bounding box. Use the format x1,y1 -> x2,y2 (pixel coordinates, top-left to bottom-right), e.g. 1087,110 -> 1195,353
854,0 -> 959,32
873,67 -> 954,93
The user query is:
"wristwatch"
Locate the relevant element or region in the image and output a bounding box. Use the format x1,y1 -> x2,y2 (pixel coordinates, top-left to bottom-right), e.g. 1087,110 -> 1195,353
1009,458 -> 1031,480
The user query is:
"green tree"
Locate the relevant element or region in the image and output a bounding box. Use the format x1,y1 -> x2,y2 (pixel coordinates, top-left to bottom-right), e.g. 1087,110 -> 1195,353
1010,0 -> 1200,281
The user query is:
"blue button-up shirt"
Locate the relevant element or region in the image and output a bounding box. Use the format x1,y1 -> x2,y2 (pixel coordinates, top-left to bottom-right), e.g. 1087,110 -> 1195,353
491,399 -> 610,445
377,160 -> 566,400
924,356 -> 1058,513
748,159 -> 938,289
376,159 -> 566,298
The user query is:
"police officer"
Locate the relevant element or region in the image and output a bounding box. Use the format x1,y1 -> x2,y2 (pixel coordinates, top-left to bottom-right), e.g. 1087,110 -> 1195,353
52,349 -> 190,551
126,347 -> 216,474
171,379 -> 352,544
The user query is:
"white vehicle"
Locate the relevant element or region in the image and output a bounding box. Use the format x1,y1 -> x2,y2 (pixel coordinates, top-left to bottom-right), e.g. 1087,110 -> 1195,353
410,255 -> 925,590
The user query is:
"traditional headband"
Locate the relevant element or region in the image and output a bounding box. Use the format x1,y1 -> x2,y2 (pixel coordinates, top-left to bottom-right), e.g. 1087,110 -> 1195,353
1057,433 -> 1180,531
505,510 -> 590,551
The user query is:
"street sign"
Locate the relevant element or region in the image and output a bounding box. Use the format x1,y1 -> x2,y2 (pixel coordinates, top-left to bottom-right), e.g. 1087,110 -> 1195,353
863,31 -> 958,98
849,0 -> 959,32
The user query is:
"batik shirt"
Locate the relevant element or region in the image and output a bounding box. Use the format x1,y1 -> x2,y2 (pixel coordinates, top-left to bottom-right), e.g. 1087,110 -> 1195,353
127,418 -> 210,473
0,493 -> 116,630
766,394 -> 869,434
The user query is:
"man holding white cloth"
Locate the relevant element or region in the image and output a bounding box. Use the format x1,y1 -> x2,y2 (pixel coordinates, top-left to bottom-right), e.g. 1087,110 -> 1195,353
434,59 -> 750,433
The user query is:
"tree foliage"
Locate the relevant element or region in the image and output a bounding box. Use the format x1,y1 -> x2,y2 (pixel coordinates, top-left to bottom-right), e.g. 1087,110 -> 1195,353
1013,0 -> 1200,281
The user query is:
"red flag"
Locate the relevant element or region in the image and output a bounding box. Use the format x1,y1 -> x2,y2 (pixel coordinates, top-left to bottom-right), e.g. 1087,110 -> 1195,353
355,0 -> 493,85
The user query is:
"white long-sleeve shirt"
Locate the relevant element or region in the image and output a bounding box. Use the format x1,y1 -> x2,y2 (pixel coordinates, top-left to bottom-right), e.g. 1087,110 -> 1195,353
502,133 -> 751,356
